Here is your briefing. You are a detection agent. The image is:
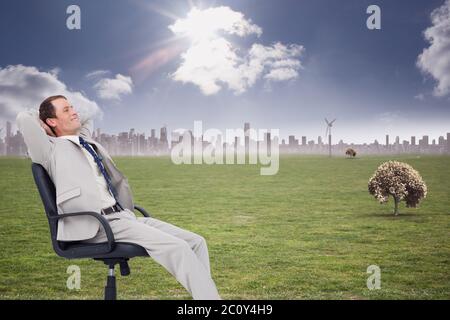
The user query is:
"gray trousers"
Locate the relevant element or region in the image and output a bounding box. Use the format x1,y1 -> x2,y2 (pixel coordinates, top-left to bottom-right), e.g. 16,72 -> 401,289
84,209 -> 221,300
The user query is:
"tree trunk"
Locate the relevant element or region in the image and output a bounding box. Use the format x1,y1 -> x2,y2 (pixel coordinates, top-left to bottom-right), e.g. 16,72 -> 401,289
394,197 -> 399,216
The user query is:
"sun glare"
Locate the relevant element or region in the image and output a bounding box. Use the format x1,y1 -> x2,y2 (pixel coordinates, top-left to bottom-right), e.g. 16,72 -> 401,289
169,7 -> 220,42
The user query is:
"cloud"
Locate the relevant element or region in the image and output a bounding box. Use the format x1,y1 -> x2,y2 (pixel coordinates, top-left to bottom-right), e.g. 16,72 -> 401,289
378,111 -> 402,124
0,64 -> 101,125
417,0 -> 450,97
93,73 -> 133,101
168,6 -> 262,40
168,6 -> 304,95
85,69 -> 111,79
264,68 -> 299,81
414,93 -> 425,101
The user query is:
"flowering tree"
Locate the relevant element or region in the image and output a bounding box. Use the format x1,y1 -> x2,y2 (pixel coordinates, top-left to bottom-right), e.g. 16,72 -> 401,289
345,148 -> 356,158
368,161 -> 427,215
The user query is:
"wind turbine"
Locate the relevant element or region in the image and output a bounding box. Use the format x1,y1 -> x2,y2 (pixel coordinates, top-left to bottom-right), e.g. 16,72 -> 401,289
324,118 -> 336,157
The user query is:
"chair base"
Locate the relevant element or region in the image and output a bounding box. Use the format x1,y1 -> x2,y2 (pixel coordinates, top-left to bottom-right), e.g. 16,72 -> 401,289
105,275 -> 117,300
95,258 -> 131,300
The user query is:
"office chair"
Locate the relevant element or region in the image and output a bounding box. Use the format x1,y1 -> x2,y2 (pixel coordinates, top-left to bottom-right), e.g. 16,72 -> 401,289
31,162 -> 151,300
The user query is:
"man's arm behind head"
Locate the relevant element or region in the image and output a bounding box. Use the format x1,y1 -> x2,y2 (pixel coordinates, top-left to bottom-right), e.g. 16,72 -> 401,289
16,109 -> 53,168
79,118 -> 94,139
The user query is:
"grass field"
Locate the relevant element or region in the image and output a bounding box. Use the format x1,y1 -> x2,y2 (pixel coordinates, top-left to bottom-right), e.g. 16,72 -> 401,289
0,155 -> 449,300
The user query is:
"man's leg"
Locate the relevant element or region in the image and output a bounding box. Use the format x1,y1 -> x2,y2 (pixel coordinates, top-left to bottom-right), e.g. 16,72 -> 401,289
136,216 -> 212,276
86,213 -> 221,300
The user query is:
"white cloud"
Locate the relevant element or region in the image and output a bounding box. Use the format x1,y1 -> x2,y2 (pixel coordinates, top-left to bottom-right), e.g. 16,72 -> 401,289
49,67 -> 61,76
168,6 -> 262,41
264,68 -> 299,82
246,43 -> 303,83
417,0 -> 450,97
85,69 -> 111,79
378,111 -> 402,124
0,64 -> 101,124
414,93 -> 425,101
93,73 -> 133,101
168,6 -> 304,95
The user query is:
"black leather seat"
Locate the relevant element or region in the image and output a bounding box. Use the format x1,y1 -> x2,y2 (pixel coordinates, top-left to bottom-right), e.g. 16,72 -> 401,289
31,163 -> 150,300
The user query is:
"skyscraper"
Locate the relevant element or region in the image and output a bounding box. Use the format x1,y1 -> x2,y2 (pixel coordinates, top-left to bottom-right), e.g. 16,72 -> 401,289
0,137 -> 4,156
6,121 -> 11,155
244,122 -> 250,155
288,135 -> 296,146
301,136 -> 306,146
447,133 -> 450,153
264,132 -> 271,155
160,126 -> 168,150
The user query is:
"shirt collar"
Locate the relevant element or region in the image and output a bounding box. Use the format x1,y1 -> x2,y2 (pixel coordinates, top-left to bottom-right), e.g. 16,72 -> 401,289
59,135 -> 81,146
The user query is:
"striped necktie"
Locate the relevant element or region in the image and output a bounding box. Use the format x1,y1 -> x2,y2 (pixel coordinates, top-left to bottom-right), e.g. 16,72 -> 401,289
79,136 -> 123,210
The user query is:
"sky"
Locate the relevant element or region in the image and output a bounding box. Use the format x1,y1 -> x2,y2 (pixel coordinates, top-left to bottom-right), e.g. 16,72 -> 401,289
0,0 -> 449,144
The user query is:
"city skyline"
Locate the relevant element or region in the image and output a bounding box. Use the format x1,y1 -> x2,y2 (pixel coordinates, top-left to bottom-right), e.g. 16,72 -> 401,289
2,115 -> 450,146
2,119 -> 449,157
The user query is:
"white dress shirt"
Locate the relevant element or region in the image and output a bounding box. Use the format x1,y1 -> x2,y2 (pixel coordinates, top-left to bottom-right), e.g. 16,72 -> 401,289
59,135 -> 117,210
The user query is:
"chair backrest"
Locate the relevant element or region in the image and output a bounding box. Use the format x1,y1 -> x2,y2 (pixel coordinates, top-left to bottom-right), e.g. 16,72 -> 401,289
31,163 -> 121,259
31,163 -> 66,255
31,163 -> 57,218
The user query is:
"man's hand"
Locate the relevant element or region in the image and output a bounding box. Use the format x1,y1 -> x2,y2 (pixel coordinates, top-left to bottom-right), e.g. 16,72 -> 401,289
39,119 -> 56,137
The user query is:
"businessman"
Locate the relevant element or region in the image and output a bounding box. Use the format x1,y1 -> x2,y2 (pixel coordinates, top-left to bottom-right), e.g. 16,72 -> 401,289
16,95 -> 221,300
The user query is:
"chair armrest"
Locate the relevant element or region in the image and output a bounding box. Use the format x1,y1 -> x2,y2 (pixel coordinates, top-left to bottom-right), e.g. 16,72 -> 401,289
134,205 -> 151,217
49,211 -> 115,252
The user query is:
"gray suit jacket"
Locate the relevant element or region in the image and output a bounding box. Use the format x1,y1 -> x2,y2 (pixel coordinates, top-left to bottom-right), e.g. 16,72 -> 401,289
16,109 -> 134,241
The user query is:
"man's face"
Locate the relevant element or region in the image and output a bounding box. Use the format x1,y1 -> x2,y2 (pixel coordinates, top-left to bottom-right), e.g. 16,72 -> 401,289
47,98 -> 81,136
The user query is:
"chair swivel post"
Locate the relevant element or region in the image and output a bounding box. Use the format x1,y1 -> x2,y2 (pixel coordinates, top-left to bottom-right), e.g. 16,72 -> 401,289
105,264 -> 117,300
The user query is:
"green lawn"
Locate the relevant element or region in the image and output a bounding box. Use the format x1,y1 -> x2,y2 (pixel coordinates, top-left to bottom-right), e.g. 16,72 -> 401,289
0,155 -> 449,300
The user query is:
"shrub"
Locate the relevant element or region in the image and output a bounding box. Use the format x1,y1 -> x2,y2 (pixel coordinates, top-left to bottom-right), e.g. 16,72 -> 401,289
368,161 -> 427,215
345,148 -> 356,158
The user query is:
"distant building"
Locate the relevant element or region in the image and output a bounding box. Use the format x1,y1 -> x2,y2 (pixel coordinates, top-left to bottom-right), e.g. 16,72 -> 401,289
2,120 -> 449,157
244,122 -> 250,154
160,126 -> 168,151
419,135 -> 429,147
0,137 -> 5,156
6,121 -> 12,155
447,133 -> 450,153
288,135 -> 296,146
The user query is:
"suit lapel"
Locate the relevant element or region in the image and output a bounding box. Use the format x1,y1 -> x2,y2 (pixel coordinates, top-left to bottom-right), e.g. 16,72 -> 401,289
86,138 -> 124,179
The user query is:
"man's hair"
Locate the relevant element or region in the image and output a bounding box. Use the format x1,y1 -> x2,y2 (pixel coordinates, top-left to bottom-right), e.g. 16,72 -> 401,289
39,95 -> 67,125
